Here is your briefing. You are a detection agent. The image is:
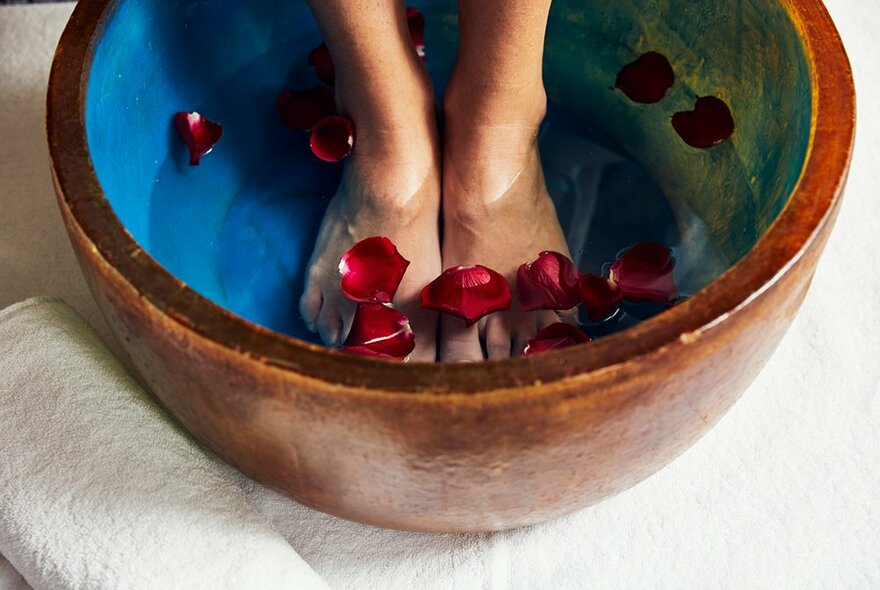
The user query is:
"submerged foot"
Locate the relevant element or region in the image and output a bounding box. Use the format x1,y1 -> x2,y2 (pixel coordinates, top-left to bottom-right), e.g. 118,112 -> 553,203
440,82 -> 570,362
299,62 -> 441,361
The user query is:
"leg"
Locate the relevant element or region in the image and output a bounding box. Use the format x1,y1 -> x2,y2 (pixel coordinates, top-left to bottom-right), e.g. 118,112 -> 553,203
440,0 -> 567,361
299,0 -> 442,361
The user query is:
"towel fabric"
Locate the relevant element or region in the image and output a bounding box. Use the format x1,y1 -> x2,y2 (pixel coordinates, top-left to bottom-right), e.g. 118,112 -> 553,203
0,299 -> 328,590
1,2 -> 880,589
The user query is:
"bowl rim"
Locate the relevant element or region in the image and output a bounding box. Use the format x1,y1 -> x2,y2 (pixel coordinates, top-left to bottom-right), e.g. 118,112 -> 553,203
46,0 -> 855,395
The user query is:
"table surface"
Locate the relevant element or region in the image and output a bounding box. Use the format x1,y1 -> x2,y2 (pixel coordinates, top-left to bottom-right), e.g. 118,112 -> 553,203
1,3 -> 879,589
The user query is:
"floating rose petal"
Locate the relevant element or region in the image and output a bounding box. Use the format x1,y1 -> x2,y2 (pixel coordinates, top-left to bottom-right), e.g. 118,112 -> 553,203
523,323 -> 591,356
310,115 -> 355,162
615,51 -> 675,104
174,111 -> 223,166
420,265 -> 512,326
339,236 -> 411,303
343,302 -> 416,358
672,96 -> 735,148
308,43 -> 335,85
406,6 -> 427,61
516,251 -> 581,311
579,274 -> 623,322
277,87 -> 336,131
609,242 -> 679,305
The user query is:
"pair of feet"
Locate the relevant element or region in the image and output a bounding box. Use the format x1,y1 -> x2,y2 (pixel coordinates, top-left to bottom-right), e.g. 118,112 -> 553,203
299,62 -> 570,362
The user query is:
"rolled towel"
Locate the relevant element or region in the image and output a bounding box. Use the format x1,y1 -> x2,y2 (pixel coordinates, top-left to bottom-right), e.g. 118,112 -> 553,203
0,298 -> 328,590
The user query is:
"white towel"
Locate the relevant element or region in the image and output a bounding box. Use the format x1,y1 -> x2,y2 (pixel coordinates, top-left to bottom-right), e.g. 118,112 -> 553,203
0,298 -> 328,590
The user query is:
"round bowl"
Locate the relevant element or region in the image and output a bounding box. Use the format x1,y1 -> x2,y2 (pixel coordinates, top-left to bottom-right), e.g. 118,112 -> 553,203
47,0 -> 854,532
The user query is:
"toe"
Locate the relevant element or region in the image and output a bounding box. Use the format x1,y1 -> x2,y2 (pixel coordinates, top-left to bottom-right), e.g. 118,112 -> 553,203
439,315 -> 484,362
316,300 -> 343,346
407,309 -> 438,362
485,316 -> 512,360
299,285 -> 323,333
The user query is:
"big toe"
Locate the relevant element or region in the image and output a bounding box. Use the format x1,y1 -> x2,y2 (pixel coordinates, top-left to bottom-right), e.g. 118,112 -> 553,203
406,308 -> 438,362
484,315 -> 512,360
439,315 -> 484,362
299,284 -> 323,333
316,297 -> 345,346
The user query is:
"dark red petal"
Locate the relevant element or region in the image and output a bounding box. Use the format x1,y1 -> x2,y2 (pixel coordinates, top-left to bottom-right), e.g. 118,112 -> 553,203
615,51 -> 675,104
406,6 -> 426,61
609,242 -> 679,305
310,115 -> 355,162
672,96 -> 735,148
579,274 -> 623,322
523,323 -> 591,356
339,236 -> 411,303
174,111 -> 223,166
516,251 -> 581,311
277,87 -> 336,131
420,265 -> 512,326
340,346 -> 400,360
308,43 -> 335,85
343,302 -> 416,358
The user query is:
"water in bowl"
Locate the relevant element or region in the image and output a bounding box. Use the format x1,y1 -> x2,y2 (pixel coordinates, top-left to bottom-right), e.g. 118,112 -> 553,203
145,7 -> 724,347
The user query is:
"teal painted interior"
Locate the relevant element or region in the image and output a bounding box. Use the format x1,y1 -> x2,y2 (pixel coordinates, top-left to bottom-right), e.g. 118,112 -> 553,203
86,0 -> 812,343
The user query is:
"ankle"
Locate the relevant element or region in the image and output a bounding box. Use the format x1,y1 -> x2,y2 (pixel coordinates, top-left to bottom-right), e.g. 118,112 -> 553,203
442,67 -> 547,137
335,55 -> 435,137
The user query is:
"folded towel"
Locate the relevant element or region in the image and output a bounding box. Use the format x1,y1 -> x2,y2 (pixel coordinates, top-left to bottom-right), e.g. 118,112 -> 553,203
0,298 -> 328,590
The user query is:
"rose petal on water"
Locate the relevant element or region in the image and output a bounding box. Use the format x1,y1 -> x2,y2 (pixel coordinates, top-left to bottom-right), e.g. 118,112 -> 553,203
308,43 -> 335,85
579,274 -> 623,322
523,322 -> 591,356
339,236 -> 411,303
174,111 -> 223,166
343,302 -> 416,358
516,251 -> 581,311
609,242 -> 679,305
406,7 -> 426,61
310,115 -> 355,162
615,51 -> 675,104
672,96 -> 735,148
420,265 -> 512,326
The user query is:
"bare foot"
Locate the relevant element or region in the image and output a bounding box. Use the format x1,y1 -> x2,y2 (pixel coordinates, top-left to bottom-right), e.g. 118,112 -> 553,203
440,81 -> 569,361
299,64 -> 442,362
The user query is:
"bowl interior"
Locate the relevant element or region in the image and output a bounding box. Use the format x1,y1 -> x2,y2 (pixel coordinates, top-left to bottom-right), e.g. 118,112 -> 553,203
85,0 -> 811,344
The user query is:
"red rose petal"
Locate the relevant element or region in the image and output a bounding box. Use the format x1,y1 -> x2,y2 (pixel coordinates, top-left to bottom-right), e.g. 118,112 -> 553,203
579,274 -> 623,322
672,96 -> 735,148
516,251 -> 581,311
609,242 -> 679,305
277,87 -> 336,131
339,236 -> 411,304
308,43 -> 335,85
174,111 -> 223,166
420,265 -> 512,326
523,322 -> 591,356
615,51 -> 675,104
406,6 -> 426,61
310,115 -> 355,162
343,302 -> 416,358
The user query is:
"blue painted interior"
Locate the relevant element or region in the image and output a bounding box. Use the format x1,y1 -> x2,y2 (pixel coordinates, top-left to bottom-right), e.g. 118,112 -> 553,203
86,0 -> 812,344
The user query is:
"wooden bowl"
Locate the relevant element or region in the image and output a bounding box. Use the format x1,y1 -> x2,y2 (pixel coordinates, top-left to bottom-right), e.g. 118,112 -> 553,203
47,0 -> 854,532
